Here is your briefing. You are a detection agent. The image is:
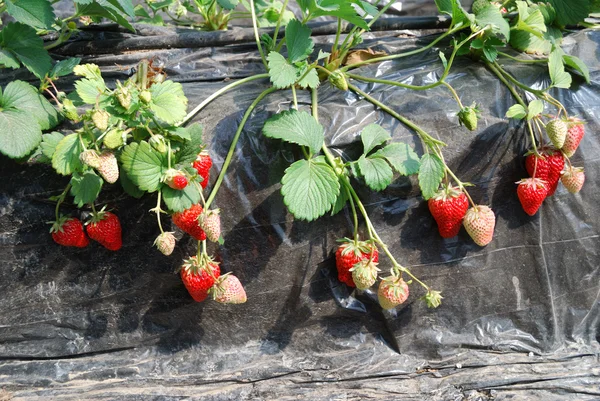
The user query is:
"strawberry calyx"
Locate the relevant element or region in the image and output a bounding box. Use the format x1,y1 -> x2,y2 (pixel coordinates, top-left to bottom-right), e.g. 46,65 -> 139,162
431,184 -> 463,201
86,205 -> 110,225
337,237 -> 378,260
49,215 -> 72,233
515,177 -> 547,188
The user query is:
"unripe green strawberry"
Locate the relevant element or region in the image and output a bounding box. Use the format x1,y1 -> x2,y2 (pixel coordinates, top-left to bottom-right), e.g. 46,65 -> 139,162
562,118 -> 585,157
50,216 -> 89,248
97,152 -> 119,184
154,232 -> 176,256
116,84 -> 132,110
457,105 -> 479,131
212,273 -> 247,304
103,129 -> 124,149
350,259 -> 380,290
86,210 -> 122,251
516,177 -> 547,216
139,90 -> 152,103
149,135 -> 168,154
335,239 -> 379,287
546,119 -> 568,149
181,255 -> 221,302
91,109 -> 110,131
80,149 -> 101,169
60,98 -> 80,121
377,275 -> 409,310
67,21 -> 77,30
463,205 -> 495,246
328,70 -> 349,91
198,209 -> 221,242
422,290 -> 443,308
561,166 -> 585,193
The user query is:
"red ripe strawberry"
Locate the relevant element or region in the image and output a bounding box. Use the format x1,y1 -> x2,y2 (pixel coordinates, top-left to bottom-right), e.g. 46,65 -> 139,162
154,232 -> 176,256
516,178 -> 548,216
546,150 -> 565,196
428,185 -> 469,238
180,255 -> 221,302
562,118 -> 585,157
211,273 -> 247,304
198,209 -> 221,242
163,168 -> 188,190
377,276 -> 409,310
86,210 -> 122,251
192,151 -> 212,189
525,147 -> 564,196
525,152 -> 550,181
50,216 -> 89,248
561,166 -> 585,193
335,239 -> 379,287
463,205 -> 495,246
172,203 -> 206,240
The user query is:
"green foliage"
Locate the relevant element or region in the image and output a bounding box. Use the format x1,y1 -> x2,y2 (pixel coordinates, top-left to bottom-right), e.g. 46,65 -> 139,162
262,110 -> 324,154
361,124 -> 391,155
548,48 -> 572,88
70,171 -> 104,207
5,0 -> 56,30
120,141 -> 167,192
418,153 -> 445,200
162,184 -> 201,212
52,134 -> 84,175
0,22 -> 52,79
149,80 -> 188,124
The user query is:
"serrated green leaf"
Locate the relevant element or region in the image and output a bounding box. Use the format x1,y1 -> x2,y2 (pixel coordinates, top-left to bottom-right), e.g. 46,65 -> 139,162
5,0 -> 56,30
106,0 -> 135,17
120,167 -> 144,198
317,50 -> 330,60
418,153 -> 444,200
297,67 -> 320,89
285,19 -> 314,63
70,171 -> 103,207
40,132 -> 64,161
175,123 -> 204,165
262,110 -> 324,154
509,25 -> 562,55
360,124 -> 391,155
52,134 -> 83,175
75,1 -> 135,32
51,58 -> 81,78
73,63 -> 102,80
483,45 -> 498,62
281,157 -> 339,221
267,51 -> 300,89
310,0 -> 368,29
357,155 -> 393,192
120,141 -> 167,192
0,22 -> 52,79
475,5 -> 510,41
162,183 -> 201,212
563,54 -> 590,83
216,0 -> 239,9
544,0 -> 589,26
506,104 -> 527,119
527,99 -> 544,120
148,80 -> 188,124
0,49 -> 20,69
549,48 -> 572,89
75,78 -> 108,105
0,80 -> 59,159
331,181 -> 349,215
371,142 -> 420,175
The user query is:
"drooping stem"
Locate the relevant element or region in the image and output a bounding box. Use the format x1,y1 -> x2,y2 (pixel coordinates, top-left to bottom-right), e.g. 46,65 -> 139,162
485,61 -> 527,108
180,73 -> 269,126
271,0 -> 290,45
249,0 -> 268,68
442,81 -> 464,109
498,51 -> 547,64
155,191 -> 165,233
205,87 -> 278,208
54,184 -> 72,220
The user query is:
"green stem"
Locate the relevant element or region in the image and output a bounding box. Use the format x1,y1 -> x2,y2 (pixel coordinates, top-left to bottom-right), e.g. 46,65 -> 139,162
179,73 -> 269,126
54,183 -> 72,220
442,81 -> 464,109
44,29 -> 73,51
291,85 -> 298,110
345,185 -> 359,243
205,87 -> 278,208
271,0 -> 289,46
332,18 -> 342,56
249,0 -> 268,68
155,191 -> 165,233
485,61 -> 527,108
527,119 -> 539,155
498,51 -> 547,64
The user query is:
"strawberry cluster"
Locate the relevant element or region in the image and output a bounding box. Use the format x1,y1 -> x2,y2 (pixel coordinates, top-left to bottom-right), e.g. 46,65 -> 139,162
50,209 -> 122,251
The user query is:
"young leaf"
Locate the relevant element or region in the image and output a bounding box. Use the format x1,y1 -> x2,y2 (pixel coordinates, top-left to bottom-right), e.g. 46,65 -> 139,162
162,184 -> 201,212
418,153 -> 444,200
70,171 -> 103,207
357,155 -> 393,192
267,52 -> 299,89
371,142 -> 420,175
0,80 -> 59,159
120,141 -> 167,192
50,58 -> 82,78
5,0 -> 56,30
548,48 -> 572,89
175,123 -> 204,165
262,110 -> 324,154
506,104 -> 527,120
297,67 -> 320,89
285,19 -> 314,63
527,99 -> 544,120
0,22 -> 52,79
52,134 -> 84,176
40,132 -> 65,161
74,78 -> 108,104
73,63 -> 103,80
149,80 -> 188,124
475,5 -> 510,41
317,50 -> 331,61
281,157 -> 340,221
563,54 -> 590,83
361,124 -> 391,155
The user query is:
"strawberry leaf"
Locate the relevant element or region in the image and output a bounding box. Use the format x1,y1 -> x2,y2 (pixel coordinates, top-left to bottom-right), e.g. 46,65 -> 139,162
297,66 -> 320,89
527,99 -> 544,120
70,171 -> 103,207
267,52 -> 300,89
175,123 -> 204,165
548,48 -> 572,89
52,134 -> 84,176
162,184 -> 201,212
50,58 -> 81,78
371,142 -> 420,175
0,22 -> 52,79
217,0 -> 238,10
39,132 -> 65,162
544,0 -> 589,26
330,181 -> 349,216
357,155 -> 393,191
418,153 -> 444,200
361,124 -> 391,155
281,157 -> 339,221
120,141 -> 168,192
285,19 -> 314,63
149,80 -> 188,124
75,78 -> 108,105
563,54 -> 590,83
119,167 -> 144,198
262,110 -> 324,154
5,0 -> 56,30
475,5 -> 510,41
505,104 -> 527,120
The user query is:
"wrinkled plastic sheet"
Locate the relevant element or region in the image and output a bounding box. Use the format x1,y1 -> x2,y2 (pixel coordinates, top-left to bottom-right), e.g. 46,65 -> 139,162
0,19 -> 599,401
